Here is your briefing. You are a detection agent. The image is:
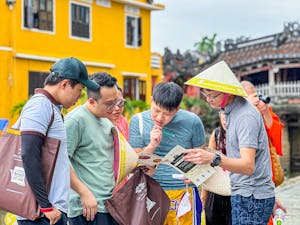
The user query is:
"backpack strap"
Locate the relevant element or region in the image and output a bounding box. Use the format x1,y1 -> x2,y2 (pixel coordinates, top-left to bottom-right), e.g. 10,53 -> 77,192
137,113 -> 143,137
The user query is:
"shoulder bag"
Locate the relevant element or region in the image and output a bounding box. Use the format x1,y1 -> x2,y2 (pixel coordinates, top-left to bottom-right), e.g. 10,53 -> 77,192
0,103 -> 60,220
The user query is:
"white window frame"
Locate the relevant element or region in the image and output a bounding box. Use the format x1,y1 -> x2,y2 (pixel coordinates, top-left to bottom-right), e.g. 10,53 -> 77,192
96,0 -> 111,8
22,0 -> 56,34
125,15 -> 139,47
125,5 -> 141,48
69,1 -> 92,41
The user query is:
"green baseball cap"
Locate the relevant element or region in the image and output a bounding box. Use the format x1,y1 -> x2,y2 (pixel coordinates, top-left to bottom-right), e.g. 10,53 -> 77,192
50,57 -> 99,91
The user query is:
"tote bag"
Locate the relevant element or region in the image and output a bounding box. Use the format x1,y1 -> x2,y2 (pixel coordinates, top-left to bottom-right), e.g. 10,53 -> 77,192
105,167 -> 170,225
0,106 -> 60,220
269,140 -> 284,187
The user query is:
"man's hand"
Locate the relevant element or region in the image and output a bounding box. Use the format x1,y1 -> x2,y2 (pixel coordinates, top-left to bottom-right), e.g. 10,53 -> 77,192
182,148 -> 214,165
149,125 -> 162,148
273,198 -> 287,216
80,189 -> 98,221
44,207 -> 61,225
140,165 -> 157,176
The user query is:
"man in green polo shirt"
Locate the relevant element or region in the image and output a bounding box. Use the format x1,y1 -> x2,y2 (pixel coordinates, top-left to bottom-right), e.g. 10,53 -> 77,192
65,72 -> 124,225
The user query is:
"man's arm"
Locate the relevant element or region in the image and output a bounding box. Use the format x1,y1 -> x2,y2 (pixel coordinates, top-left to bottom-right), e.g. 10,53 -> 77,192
21,133 -> 51,209
70,168 -> 98,221
21,133 -> 62,224
183,147 -> 256,176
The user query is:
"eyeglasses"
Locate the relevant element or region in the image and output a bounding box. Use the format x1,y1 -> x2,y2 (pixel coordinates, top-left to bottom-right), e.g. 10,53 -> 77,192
105,99 -> 126,112
200,91 -> 222,102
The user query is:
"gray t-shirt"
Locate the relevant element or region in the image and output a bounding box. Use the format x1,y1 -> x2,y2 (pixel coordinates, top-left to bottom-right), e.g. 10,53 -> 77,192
224,96 -> 274,199
19,94 -> 70,213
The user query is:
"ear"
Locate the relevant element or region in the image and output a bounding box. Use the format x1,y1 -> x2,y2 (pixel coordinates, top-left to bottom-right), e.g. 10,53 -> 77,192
60,79 -> 69,89
175,106 -> 180,112
88,97 -> 96,106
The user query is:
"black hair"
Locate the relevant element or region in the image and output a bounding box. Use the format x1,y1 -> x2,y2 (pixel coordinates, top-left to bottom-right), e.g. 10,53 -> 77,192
44,73 -> 79,87
152,82 -> 183,111
87,72 -> 117,100
116,84 -> 123,93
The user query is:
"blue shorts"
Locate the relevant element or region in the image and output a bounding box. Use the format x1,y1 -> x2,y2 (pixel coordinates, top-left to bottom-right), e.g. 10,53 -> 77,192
69,212 -> 118,225
231,195 -> 275,225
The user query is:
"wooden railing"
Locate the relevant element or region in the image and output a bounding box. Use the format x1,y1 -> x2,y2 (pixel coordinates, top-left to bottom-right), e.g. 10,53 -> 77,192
255,81 -> 300,97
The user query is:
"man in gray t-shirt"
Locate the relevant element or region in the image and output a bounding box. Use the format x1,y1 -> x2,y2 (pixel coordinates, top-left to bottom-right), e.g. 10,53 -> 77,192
18,57 -> 99,225
184,61 -> 276,225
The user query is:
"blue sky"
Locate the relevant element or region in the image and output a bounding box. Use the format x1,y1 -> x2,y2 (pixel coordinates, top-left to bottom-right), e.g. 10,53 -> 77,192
151,0 -> 300,54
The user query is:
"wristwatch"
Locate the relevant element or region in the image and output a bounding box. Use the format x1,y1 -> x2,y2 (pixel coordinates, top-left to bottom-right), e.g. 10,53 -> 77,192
210,153 -> 221,167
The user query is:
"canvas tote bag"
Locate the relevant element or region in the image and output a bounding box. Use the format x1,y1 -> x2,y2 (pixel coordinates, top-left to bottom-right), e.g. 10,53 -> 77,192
105,167 -> 170,225
0,104 -> 60,220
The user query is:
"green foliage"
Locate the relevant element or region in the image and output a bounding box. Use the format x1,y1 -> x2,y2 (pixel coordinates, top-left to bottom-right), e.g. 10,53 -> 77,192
180,96 -> 218,133
194,33 -> 217,56
10,99 -> 28,118
123,98 -> 150,120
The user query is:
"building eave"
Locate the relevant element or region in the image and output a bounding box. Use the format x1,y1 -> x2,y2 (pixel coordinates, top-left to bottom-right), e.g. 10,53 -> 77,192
121,71 -> 147,77
15,53 -> 115,69
112,0 -> 164,10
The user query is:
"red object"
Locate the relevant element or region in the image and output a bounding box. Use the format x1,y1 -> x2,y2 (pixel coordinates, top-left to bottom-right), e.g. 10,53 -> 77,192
265,107 -> 284,156
40,207 -> 54,213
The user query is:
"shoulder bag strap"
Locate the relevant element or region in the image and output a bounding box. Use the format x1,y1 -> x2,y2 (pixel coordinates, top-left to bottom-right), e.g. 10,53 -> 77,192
137,113 -> 143,137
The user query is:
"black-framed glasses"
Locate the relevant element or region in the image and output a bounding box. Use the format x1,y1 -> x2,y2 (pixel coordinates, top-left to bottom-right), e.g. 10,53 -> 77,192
200,91 -> 222,102
105,99 -> 126,112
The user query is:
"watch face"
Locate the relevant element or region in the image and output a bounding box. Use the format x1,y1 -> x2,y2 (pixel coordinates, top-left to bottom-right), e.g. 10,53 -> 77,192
211,154 -> 221,167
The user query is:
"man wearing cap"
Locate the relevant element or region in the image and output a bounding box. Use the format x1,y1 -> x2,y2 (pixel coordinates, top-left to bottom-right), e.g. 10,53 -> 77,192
183,61 -> 275,225
18,57 -> 99,225
65,72 -> 122,225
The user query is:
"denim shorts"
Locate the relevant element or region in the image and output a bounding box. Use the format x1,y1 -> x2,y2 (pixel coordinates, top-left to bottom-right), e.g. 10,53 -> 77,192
231,195 -> 275,225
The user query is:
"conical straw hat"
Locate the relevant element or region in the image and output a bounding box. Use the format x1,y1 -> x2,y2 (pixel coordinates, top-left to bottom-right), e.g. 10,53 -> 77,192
113,128 -> 138,185
185,61 -> 247,97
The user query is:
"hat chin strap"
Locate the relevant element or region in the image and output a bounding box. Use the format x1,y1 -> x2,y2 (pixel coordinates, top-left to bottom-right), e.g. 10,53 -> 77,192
219,93 -> 229,108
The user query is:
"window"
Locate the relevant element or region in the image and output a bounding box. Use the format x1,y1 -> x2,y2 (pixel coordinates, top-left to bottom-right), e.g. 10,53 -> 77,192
24,0 -> 53,31
96,0 -> 111,8
28,71 -> 49,96
126,15 -> 142,47
124,78 -> 146,101
71,3 -> 90,39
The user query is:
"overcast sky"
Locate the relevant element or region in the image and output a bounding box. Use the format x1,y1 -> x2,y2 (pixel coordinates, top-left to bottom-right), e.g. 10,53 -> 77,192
151,0 -> 300,54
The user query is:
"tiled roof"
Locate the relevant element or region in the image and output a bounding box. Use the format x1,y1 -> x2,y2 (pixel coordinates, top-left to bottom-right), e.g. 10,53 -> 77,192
196,23 -> 300,72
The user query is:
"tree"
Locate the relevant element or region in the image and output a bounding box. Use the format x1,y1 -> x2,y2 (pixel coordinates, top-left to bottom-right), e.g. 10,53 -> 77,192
194,33 -> 217,57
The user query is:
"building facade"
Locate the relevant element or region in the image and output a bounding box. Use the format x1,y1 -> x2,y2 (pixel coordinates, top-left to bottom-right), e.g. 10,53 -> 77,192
0,0 -> 164,124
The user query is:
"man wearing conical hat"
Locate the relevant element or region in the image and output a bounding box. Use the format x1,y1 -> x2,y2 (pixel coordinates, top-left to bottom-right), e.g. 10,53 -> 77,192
183,61 -> 275,225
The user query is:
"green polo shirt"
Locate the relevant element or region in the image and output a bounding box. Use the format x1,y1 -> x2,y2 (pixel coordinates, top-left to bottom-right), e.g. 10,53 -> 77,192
65,105 -> 115,217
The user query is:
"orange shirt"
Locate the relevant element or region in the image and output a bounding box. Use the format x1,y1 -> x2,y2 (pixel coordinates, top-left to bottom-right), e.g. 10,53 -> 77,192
265,107 -> 284,156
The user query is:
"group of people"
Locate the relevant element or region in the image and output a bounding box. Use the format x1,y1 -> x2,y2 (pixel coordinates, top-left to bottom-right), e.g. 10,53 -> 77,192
17,57 -> 286,225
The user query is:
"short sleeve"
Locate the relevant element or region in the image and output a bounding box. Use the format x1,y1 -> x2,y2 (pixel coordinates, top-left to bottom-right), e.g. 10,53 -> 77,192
20,97 -> 52,136
129,114 -> 144,148
65,117 -> 80,158
236,114 -> 260,149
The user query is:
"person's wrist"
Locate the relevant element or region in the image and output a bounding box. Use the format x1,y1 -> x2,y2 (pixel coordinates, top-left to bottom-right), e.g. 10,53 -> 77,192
40,207 -> 54,213
144,143 -> 156,153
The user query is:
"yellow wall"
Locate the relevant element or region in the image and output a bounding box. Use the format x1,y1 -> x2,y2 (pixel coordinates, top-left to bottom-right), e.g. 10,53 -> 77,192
0,0 -> 163,125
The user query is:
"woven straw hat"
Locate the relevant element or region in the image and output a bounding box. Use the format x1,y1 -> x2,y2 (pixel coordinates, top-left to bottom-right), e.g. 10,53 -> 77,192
185,61 -> 247,97
113,128 -> 138,185
201,166 -> 231,196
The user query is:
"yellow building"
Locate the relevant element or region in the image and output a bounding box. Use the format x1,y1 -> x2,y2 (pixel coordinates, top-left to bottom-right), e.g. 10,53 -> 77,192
0,0 -> 164,125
